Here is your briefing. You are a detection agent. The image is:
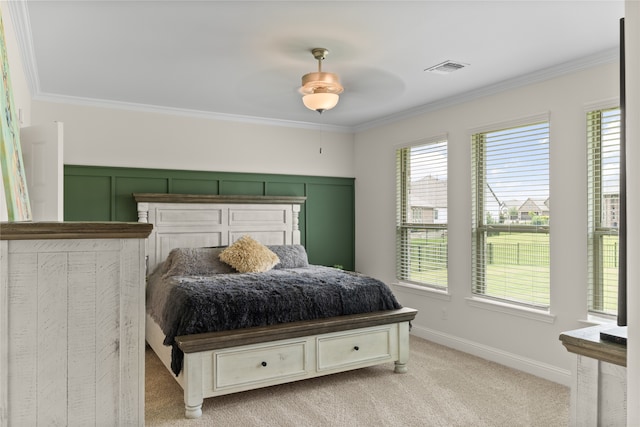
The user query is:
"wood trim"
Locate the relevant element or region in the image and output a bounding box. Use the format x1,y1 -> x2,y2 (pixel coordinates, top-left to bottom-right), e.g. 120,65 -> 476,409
559,325 -> 627,367
0,222 -> 153,240
177,308 -> 418,354
133,193 -> 307,205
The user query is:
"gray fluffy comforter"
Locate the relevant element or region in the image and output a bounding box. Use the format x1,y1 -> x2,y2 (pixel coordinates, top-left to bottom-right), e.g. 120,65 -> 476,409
147,263 -> 401,375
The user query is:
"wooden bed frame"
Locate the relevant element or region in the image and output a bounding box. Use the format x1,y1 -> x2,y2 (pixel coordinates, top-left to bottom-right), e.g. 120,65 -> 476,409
134,193 -> 417,419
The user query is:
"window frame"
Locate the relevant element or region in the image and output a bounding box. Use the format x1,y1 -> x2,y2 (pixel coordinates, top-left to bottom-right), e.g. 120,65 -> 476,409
396,136 -> 448,290
587,106 -> 621,317
471,115 -> 550,309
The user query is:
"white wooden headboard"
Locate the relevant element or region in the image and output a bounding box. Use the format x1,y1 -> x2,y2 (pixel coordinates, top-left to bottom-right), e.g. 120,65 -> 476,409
133,193 -> 306,272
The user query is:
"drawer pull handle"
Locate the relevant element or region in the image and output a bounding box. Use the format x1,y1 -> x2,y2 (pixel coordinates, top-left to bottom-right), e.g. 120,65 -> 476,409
354,346 -> 359,351
261,361 -> 268,367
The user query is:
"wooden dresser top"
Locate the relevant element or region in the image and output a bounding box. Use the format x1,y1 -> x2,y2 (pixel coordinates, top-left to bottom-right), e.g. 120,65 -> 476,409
0,221 -> 153,240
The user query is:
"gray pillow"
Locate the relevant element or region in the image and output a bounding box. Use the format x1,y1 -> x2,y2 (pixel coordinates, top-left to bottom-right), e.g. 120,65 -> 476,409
163,247 -> 236,277
267,245 -> 309,269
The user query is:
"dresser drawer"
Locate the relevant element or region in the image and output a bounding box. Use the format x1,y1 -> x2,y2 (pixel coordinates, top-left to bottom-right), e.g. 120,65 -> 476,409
317,326 -> 393,371
214,340 -> 308,390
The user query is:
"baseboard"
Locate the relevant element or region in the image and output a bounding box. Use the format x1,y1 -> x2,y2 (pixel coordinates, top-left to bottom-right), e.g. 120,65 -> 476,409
410,324 -> 572,387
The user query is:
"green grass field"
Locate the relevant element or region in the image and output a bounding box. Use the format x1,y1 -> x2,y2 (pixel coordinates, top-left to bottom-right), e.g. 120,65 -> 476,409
406,232 -> 618,312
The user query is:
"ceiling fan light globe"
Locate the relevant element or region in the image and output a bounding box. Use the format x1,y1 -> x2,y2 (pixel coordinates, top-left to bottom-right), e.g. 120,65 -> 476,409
302,93 -> 340,112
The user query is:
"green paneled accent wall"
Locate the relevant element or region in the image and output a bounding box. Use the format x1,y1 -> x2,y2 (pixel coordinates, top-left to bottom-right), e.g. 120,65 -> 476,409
64,175 -> 112,221
220,180 -> 265,196
305,183 -> 355,268
64,165 -> 355,270
170,178 -> 218,195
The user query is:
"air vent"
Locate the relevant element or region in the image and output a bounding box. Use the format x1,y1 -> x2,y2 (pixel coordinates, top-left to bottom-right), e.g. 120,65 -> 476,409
424,60 -> 468,75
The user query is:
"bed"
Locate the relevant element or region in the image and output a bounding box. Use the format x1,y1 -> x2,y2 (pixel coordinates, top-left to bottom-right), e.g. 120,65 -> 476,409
134,193 -> 417,419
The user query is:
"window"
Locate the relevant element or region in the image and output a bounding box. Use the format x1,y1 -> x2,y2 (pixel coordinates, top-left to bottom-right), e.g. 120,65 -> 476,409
396,137 -> 448,289
588,107 -> 621,316
471,118 -> 550,308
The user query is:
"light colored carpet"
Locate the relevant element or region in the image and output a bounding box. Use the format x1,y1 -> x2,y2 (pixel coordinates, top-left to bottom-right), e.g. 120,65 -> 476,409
145,335 -> 569,427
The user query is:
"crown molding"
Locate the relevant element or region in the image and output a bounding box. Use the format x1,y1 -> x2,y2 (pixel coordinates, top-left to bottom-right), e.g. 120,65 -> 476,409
32,92 -> 352,133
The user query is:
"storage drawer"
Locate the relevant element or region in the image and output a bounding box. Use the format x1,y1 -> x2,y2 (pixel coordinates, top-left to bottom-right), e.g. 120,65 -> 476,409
317,326 -> 393,371
214,340 -> 308,390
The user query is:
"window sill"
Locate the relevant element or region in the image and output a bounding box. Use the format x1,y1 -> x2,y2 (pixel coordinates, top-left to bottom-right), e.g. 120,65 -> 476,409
579,314 -> 618,327
392,282 -> 452,301
465,297 -> 556,324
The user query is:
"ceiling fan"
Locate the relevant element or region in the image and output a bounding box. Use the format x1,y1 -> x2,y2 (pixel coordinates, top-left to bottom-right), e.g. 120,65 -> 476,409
298,48 -> 344,114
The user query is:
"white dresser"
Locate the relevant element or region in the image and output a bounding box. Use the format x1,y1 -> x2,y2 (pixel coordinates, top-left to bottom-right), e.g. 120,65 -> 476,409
560,325 -> 627,426
0,222 -> 152,427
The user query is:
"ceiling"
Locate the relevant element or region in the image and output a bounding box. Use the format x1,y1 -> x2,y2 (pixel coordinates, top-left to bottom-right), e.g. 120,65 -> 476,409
9,1 -> 625,131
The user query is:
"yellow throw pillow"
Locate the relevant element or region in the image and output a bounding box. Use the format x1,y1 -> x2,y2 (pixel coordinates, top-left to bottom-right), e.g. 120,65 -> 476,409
219,235 -> 280,273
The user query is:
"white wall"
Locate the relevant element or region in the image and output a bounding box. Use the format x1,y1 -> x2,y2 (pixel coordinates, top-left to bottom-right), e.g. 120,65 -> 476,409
0,2 -> 32,221
354,62 -> 620,385
31,101 -> 355,178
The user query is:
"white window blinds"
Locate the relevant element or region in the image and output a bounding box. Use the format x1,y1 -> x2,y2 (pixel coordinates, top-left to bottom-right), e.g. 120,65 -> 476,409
396,138 -> 448,288
587,107 -> 621,316
471,120 -> 550,308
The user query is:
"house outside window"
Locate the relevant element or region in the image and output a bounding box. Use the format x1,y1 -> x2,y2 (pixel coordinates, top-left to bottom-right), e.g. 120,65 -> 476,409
396,137 -> 448,289
471,117 -> 550,308
588,107 -> 621,316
